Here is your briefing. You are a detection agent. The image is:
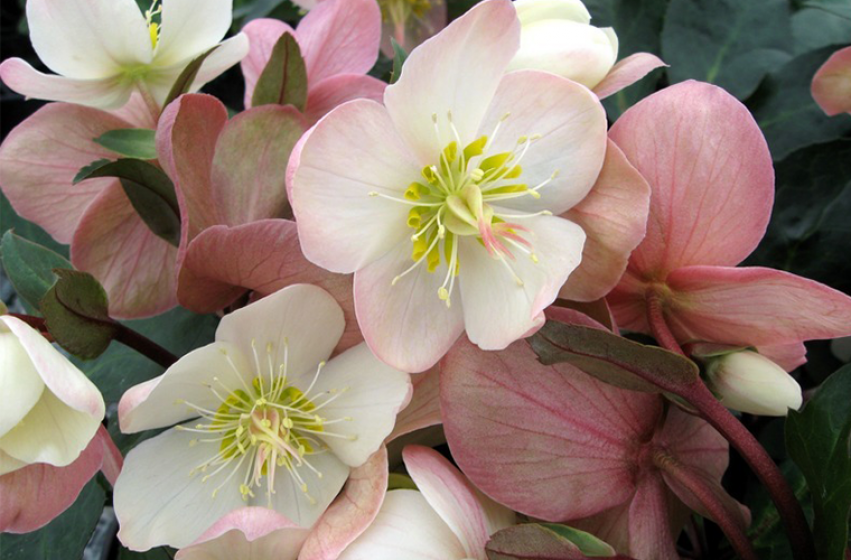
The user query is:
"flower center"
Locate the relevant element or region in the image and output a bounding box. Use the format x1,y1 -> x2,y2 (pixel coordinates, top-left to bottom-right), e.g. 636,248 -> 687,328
378,0 -> 434,26
145,0 -> 162,49
176,340 -> 354,506
370,112 -> 558,307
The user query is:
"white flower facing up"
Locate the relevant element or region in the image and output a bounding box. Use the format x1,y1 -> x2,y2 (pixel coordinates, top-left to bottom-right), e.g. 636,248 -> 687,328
0,0 -> 249,110
114,284 -> 412,551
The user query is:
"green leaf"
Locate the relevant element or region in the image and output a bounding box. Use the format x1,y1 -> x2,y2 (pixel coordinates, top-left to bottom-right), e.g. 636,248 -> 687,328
74,158 -> 181,247
748,46 -> 851,161
41,269 -> 118,360
529,322 -> 700,394
661,0 -> 793,100
390,38 -> 408,85
0,191 -> 68,257
792,4 -> 851,55
163,45 -> 219,109
118,547 -> 176,560
94,129 -> 158,160
786,364 -> 851,560
387,473 -> 417,490
251,32 -> 308,111
539,524 -> 619,557
0,231 -> 72,311
72,158 -> 113,184
486,523 -> 624,560
0,479 -> 105,560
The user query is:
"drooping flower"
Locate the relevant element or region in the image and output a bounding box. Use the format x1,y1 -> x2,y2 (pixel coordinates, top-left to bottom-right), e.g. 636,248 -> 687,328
0,0 -> 248,110
114,284 -> 412,551
338,445 -> 515,560
811,46 -> 851,116
288,0 -> 610,372
704,350 -> 803,417
607,81 -> 851,371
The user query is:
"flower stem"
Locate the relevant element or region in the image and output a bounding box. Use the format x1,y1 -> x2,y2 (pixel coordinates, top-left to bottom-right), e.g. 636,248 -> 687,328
646,291 -> 686,356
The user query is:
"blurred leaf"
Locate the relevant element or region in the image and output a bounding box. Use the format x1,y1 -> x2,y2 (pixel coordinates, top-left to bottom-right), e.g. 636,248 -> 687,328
746,460 -> 812,560
661,0 -> 793,100
0,231 -> 72,311
390,38 -> 408,84
0,479 -> 105,560
252,32 -> 308,111
786,364 -> 851,560
234,0 -> 300,23
0,191 -> 67,257
748,46 -> 851,161
387,473 -> 417,490
94,129 -> 158,160
486,523 -> 626,560
792,8 -> 851,55
118,547 -> 176,560
163,46 -> 219,108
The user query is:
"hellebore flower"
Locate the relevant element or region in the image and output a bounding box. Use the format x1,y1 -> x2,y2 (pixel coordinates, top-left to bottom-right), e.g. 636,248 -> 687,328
338,445 -> 515,560
240,0 -> 386,124
607,81 -> 851,371
114,284 -> 412,551
812,46 -> 851,116
289,0 -> 610,372
0,0 -> 248,110
704,350 -> 803,417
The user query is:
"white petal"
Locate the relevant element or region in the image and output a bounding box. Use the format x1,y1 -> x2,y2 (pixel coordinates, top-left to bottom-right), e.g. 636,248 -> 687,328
338,490 -> 467,560
0,328 -> 44,438
155,0 -> 232,67
0,447 -> 28,477
458,214 -> 586,350
309,344 -> 412,466
513,0 -> 592,25
114,427 -> 246,551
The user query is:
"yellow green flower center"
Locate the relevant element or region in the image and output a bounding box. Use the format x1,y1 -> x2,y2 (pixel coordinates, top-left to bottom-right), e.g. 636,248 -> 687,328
378,0 -> 434,25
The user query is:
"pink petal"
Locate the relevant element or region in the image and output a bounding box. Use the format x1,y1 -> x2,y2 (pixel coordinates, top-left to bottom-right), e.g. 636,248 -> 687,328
609,81 -> 774,275
0,102 -> 131,243
299,446 -> 388,560
559,139 -> 650,302
544,304 -> 612,332
387,365 -> 441,442
96,425 -> 123,486
605,269 -> 649,333
811,46 -> 851,116
441,337 -> 660,521
625,474 -> 682,560
592,53 -> 667,100
758,342 -> 807,372
296,0 -> 381,85
379,0 -> 447,56
71,184 -> 178,318
665,266 -> 851,347
305,73 -> 386,126
240,18 -> 296,109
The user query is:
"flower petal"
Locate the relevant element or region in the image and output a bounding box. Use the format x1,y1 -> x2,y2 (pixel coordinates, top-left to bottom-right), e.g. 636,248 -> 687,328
383,0 -> 520,163
812,46 -> 851,116
387,366 -> 441,442
593,53 -> 667,100
155,0 -> 232,67
759,342 -> 808,372
305,74 -> 386,126
458,214 -> 585,350
240,18 -> 296,109
0,323 -> 45,439
625,474 -> 682,560
189,33 -> 251,93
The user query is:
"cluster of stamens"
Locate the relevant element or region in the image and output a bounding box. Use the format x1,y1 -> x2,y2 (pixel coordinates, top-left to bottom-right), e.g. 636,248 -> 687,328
370,112 -> 559,307
145,0 -> 162,49
175,339 -> 354,506
377,0 -> 434,25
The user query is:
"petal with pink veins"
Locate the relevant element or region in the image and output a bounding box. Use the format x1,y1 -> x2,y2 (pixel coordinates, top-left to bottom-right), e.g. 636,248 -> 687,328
240,19 -> 296,108
387,366 -> 441,442
625,474 -> 682,560
592,53 -> 667,100
811,46 -> 851,116
305,73 -> 386,125
758,342 -> 808,372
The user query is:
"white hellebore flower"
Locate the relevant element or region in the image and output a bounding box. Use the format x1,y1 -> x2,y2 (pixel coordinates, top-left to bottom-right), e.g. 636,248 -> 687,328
507,0 -> 618,89
0,0 -> 249,110
0,315 -> 105,476
113,284 -> 412,551
288,0 -> 607,373
706,350 -> 803,417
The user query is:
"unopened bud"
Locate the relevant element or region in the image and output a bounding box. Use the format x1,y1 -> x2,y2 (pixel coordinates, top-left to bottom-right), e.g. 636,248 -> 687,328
706,351 -> 803,417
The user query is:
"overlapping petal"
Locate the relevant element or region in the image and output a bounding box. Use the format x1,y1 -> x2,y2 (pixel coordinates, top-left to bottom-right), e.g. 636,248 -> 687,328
811,46 -> 851,116
593,53 -> 667,100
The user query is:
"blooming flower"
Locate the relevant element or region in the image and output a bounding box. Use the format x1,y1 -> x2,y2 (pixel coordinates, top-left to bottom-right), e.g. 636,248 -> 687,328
338,445 -> 515,560
0,0 -> 249,110
289,0 -> 609,372
114,284 -> 412,550
811,46 -> 851,116
704,350 -> 803,417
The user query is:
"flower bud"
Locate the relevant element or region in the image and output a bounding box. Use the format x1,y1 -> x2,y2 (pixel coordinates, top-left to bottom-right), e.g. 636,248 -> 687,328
706,350 -> 803,417
508,0 -> 618,89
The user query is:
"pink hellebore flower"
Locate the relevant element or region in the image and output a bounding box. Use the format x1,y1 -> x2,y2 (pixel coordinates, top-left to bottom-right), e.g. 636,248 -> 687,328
812,46 -> 851,116
240,0 -> 386,124
338,445 -> 515,560
0,0 -> 248,110
607,81 -> 851,371
114,284 -> 412,551
289,0 -> 613,373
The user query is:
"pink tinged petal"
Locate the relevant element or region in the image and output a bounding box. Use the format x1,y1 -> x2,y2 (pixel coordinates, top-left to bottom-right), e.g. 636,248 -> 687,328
240,19 -> 296,108
606,269 -> 649,334
337,490 -> 467,560
387,365 -> 441,442
458,214 -> 585,351
288,99 -> 421,273
654,407 -> 728,481
96,425 -> 123,486
609,81 -> 775,275
188,33 -> 250,90
379,0 -> 447,57
0,102 -> 131,243
0,322 -> 45,438
625,474 -> 682,560
109,91 -> 160,129
593,53 -> 668,100
0,59 -> 134,109
353,240 -> 465,373
71,183 -> 179,319
155,0 -> 232,67
26,0 -> 151,78
305,74 -> 386,126
665,266 -> 851,347
296,0 -> 381,85
441,338 -> 660,521
477,70 -> 608,215
559,139 -> 651,302
0,430 -> 104,533
300,446 -> 388,560
758,342 -> 808,372
811,46 -> 851,116
383,0 -> 520,163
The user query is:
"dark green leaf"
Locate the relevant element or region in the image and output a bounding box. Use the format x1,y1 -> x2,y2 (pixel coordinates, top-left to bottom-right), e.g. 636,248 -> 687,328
0,191 -> 68,257
41,269 -> 118,360
748,46 -> 851,161
390,38 -> 408,84
163,46 -> 219,109
792,5 -> 851,55
746,460 -> 812,560
74,158 -> 181,247
786,364 -> 851,560
94,129 -> 157,160
251,32 -> 308,111
661,0 -> 793,99
0,231 -> 72,311
0,479 -> 105,560
72,158 -> 113,186
486,523 -> 625,560
118,547 -> 176,560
